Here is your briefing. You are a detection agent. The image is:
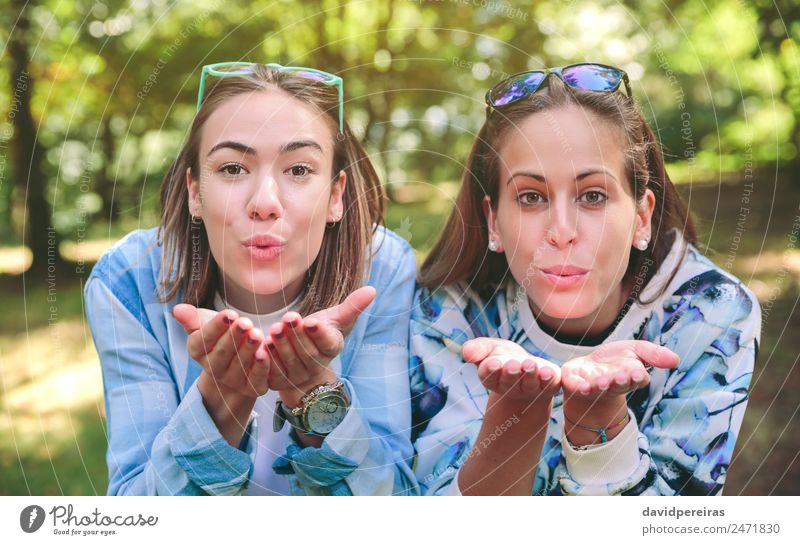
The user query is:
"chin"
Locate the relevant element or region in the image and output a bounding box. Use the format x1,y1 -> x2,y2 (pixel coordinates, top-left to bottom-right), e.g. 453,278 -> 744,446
533,296 -> 598,321
239,272 -> 299,296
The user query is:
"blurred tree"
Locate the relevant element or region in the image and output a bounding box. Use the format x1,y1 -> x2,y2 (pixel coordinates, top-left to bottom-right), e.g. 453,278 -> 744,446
1,0 -> 796,260
7,0 -> 66,274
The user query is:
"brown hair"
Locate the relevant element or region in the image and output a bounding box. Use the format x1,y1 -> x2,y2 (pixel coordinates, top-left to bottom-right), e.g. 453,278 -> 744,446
419,76 -> 697,303
157,64 -> 385,315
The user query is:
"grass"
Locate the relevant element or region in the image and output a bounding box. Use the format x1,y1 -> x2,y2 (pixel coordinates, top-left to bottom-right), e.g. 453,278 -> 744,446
0,176 -> 797,495
0,276 -> 108,495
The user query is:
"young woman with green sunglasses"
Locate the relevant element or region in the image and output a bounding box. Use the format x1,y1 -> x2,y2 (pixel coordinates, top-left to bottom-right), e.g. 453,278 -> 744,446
84,63 -> 418,495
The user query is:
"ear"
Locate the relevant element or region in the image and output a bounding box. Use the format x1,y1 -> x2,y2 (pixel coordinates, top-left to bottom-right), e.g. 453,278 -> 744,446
327,170 -> 346,223
186,167 -> 203,218
482,195 -> 504,252
633,188 -> 656,247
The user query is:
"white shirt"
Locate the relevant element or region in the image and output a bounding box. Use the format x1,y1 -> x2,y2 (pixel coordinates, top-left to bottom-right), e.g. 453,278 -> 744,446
213,291 -> 301,496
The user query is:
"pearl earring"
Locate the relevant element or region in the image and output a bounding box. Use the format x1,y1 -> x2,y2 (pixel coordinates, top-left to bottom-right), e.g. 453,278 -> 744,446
637,238 -> 649,251
488,239 -> 498,252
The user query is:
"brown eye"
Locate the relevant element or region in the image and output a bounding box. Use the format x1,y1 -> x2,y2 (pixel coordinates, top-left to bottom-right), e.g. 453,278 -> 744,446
219,163 -> 246,176
579,191 -> 607,205
518,191 -> 545,205
286,164 -> 315,179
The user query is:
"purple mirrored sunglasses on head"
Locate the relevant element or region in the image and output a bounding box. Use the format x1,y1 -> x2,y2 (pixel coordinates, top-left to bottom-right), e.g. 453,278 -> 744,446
486,63 -> 631,108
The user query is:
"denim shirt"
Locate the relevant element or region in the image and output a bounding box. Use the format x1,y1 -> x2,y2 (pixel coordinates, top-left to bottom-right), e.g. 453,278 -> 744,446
85,225 -> 418,496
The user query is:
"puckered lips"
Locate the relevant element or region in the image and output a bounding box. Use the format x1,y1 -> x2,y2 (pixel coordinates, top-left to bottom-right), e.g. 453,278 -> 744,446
243,234 -> 286,261
538,265 -> 589,288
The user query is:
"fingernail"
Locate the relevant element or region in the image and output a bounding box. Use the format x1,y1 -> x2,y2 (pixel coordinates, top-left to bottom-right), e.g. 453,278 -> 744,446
615,377 -> 628,385
288,319 -> 299,328
488,362 -> 502,372
223,315 -> 234,325
274,329 -> 284,339
248,336 -> 258,346
237,325 -> 248,334
306,323 -> 318,333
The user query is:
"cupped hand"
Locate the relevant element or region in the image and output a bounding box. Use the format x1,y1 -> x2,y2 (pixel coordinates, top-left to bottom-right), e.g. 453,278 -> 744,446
172,304 -> 270,399
265,286 -> 376,392
462,337 -> 561,403
560,340 -> 679,400
173,286 -> 376,394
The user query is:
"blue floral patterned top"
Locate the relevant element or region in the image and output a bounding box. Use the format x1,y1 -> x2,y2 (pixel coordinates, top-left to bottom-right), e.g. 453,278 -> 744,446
410,235 -> 760,495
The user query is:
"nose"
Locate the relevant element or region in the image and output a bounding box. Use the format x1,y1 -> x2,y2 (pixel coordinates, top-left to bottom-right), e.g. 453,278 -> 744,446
545,195 -> 578,248
246,174 -> 283,221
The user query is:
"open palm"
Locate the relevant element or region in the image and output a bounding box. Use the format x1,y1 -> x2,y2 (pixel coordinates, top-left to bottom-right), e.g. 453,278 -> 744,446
561,340 -> 679,400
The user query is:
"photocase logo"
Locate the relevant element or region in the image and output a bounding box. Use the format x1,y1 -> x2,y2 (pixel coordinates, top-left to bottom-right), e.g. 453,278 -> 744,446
20,505 -> 45,533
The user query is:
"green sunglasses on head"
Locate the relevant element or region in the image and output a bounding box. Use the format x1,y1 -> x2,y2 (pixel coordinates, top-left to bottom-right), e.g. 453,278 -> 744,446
196,61 -> 344,133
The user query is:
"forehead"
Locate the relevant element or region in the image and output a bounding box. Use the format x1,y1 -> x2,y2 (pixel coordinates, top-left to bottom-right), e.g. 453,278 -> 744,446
200,90 -> 334,155
497,106 -> 627,178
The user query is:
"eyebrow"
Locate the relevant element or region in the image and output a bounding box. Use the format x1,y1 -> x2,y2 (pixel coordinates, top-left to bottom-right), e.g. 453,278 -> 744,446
506,168 -> 618,186
279,139 -> 324,154
207,141 -> 256,158
206,139 -> 325,158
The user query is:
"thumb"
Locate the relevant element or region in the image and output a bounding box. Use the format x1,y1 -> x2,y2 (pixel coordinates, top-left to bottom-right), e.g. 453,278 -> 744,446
327,286 -> 377,331
462,338 -> 494,363
172,304 -> 218,333
630,341 -> 680,369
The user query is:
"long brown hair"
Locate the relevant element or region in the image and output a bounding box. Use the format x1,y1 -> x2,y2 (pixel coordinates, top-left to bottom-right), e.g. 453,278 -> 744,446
157,64 -> 385,314
419,76 -> 697,303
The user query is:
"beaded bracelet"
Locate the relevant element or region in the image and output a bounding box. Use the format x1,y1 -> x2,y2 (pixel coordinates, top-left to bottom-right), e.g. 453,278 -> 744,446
564,412 -> 630,444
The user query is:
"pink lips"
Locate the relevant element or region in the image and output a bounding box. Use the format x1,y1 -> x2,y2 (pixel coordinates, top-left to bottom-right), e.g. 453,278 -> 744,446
538,265 -> 589,288
243,235 -> 285,261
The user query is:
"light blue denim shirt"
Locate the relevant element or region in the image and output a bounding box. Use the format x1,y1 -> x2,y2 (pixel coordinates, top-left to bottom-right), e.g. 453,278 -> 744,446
85,225 -> 418,496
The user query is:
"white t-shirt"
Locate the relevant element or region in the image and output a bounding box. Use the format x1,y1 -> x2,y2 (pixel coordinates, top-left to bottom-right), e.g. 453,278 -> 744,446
212,292 -> 301,496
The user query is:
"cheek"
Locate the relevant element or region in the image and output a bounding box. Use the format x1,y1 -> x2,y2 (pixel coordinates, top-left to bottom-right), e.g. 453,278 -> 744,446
200,182 -> 241,223
285,183 -> 332,226
283,185 -> 332,254
199,183 -> 247,262
496,202 -> 546,266
587,207 -> 636,279
494,199 -> 523,244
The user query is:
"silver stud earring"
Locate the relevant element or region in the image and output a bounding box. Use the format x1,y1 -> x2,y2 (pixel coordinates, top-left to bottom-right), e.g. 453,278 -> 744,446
636,238 -> 649,251
488,239 -> 498,252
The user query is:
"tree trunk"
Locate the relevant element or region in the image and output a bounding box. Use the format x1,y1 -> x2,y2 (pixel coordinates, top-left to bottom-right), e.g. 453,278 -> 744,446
9,0 -> 66,278
97,115 -> 119,222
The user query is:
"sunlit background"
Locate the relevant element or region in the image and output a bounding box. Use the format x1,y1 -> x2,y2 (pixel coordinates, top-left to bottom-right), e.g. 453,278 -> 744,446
1,0 -> 798,494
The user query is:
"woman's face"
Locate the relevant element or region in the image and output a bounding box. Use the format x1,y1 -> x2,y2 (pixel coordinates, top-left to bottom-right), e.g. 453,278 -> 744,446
188,90 -> 345,313
484,105 -> 655,336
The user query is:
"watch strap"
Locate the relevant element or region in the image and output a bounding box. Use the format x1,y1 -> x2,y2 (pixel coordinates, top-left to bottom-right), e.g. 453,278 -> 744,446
273,400 -> 304,433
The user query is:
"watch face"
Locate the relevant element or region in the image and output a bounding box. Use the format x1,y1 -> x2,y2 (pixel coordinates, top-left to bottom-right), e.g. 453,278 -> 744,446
306,393 -> 348,434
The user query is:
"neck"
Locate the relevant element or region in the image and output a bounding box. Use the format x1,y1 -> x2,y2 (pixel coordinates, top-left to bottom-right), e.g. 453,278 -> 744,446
529,281 -> 632,341
218,274 -> 305,315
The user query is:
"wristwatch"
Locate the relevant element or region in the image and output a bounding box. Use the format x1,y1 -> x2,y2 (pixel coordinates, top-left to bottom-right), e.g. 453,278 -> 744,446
273,381 -> 350,436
